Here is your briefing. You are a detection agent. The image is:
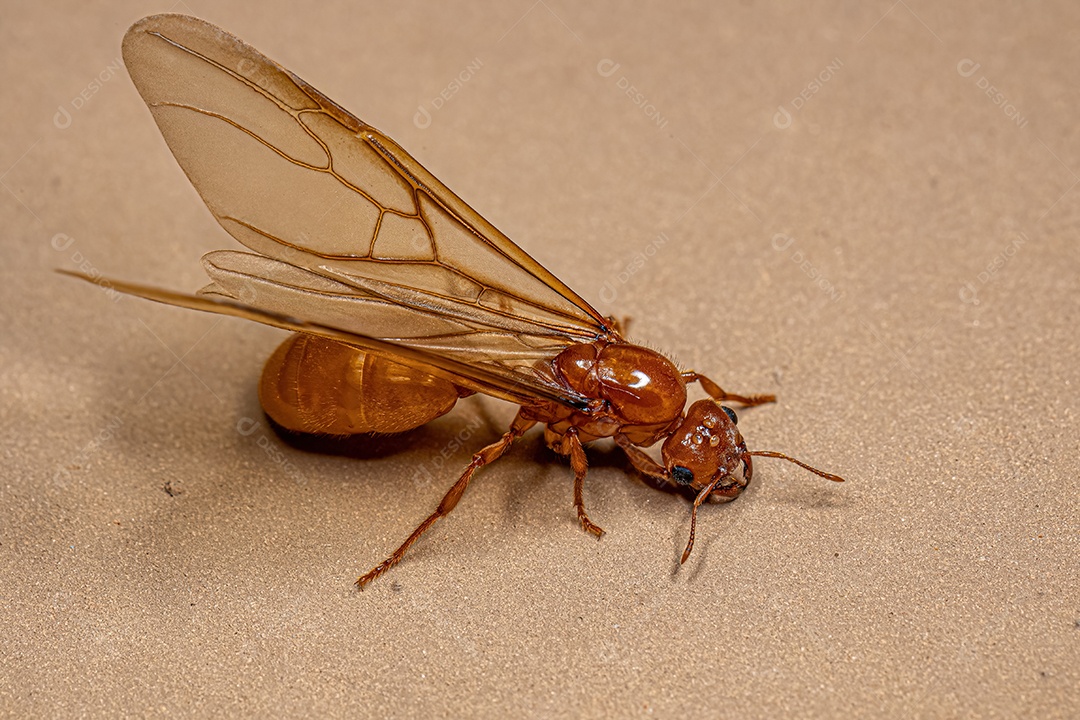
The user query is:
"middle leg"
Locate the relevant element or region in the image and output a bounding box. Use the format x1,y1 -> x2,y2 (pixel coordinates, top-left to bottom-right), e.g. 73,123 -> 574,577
557,428 -> 604,538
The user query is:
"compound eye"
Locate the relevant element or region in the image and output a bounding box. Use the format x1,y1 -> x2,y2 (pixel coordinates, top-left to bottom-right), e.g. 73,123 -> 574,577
671,466 -> 694,485
722,406 -> 738,425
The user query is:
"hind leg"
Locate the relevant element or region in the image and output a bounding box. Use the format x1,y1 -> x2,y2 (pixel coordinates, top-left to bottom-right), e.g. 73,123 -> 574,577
357,411 -> 536,589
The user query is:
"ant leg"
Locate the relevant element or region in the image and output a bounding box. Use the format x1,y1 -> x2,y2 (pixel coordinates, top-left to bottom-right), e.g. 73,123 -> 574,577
605,314 -> 633,335
681,371 -> 776,407
560,428 -> 604,538
612,433 -> 681,492
356,412 -> 537,589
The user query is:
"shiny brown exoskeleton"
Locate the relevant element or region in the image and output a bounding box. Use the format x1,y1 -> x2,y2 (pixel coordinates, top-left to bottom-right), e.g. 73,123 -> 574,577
64,14 -> 845,590
256,333 -> 842,587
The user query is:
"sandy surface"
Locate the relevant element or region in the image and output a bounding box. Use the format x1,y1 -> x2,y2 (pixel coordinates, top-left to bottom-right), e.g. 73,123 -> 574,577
2,2 -> 1077,717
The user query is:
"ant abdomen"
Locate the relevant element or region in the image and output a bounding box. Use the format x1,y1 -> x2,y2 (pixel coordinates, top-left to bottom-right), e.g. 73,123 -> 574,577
259,334 -> 460,435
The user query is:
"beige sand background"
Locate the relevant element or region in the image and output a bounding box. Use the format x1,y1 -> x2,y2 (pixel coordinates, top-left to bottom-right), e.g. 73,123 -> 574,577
2,1 -> 1077,717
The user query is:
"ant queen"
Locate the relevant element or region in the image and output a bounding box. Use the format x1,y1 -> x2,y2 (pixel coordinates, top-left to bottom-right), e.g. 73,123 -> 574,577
65,15 -> 844,589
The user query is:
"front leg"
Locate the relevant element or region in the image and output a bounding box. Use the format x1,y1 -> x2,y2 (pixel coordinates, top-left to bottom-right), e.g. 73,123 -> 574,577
681,371 -> 776,407
613,434 -> 687,496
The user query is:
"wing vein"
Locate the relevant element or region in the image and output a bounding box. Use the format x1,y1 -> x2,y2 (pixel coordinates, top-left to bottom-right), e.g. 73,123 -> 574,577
117,14 -> 618,411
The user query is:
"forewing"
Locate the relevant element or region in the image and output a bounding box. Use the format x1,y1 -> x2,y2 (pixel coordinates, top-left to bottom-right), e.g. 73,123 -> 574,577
120,14 -> 616,405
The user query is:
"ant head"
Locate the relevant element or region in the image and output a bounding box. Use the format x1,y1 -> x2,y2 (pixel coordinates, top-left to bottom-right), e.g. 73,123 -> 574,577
661,400 -> 751,501
665,400 -> 846,565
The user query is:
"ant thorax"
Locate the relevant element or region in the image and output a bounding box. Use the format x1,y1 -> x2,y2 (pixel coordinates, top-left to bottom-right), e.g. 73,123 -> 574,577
547,341 -> 687,445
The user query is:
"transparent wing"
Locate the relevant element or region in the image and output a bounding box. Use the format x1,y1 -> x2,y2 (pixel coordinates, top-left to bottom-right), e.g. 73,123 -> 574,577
119,14 -> 620,408
59,270 -> 587,409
